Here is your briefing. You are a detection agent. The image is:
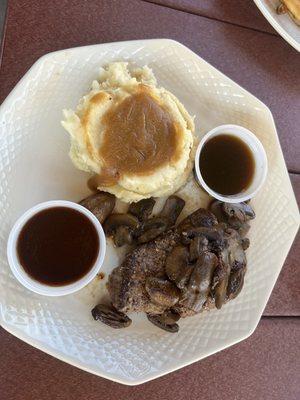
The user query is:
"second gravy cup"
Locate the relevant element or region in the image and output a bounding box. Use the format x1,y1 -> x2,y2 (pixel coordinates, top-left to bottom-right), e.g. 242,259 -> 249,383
194,124 -> 268,203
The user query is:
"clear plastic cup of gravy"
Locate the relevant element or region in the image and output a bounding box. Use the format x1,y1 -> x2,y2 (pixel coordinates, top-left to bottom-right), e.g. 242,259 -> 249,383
194,125 -> 268,203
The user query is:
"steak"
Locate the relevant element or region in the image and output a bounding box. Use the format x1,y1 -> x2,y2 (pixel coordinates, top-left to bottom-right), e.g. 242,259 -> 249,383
108,230 -> 180,314
107,208 -> 217,315
101,201 -> 253,330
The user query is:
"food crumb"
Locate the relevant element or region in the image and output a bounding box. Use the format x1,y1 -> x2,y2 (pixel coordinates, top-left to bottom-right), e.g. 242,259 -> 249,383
97,272 -> 105,280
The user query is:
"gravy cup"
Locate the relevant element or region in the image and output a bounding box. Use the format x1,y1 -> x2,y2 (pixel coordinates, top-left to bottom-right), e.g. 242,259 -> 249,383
7,200 -> 106,296
194,124 -> 268,203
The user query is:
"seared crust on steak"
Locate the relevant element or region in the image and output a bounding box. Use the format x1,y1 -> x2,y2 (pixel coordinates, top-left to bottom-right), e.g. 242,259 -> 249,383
108,230 -> 180,313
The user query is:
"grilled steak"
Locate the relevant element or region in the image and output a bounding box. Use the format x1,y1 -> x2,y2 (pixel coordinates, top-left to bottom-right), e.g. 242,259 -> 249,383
107,208 -> 218,315
108,230 -> 180,314
98,200 -> 254,330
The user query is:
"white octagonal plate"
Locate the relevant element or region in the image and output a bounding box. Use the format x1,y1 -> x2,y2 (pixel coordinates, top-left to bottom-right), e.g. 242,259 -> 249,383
0,39 -> 299,385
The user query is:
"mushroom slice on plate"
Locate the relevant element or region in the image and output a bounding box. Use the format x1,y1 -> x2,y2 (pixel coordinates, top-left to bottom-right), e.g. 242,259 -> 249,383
181,251 -> 218,313
210,200 -> 255,238
209,200 -> 225,223
178,208 -> 218,232
160,195 -> 185,227
189,236 -> 209,262
104,213 -> 140,247
213,255 -> 231,310
212,227 -> 248,308
113,225 -> 134,247
181,226 -> 226,252
128,198 -> 155,221
222,202 -> 255,223
80,192 -> 116,223
147,310 -> 180,333
227,267 -> 246,300
136,216 -> 169,243
226,228 -> 247,271
91,304 -> 132,329
165,245 -> 193,289
145,277 -> 180,307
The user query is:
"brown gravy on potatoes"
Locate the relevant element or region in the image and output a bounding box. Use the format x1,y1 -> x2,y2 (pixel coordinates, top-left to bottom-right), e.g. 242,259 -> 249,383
199,134 -> 255,196
17,207 -> 99,286
93,89 -> 183,187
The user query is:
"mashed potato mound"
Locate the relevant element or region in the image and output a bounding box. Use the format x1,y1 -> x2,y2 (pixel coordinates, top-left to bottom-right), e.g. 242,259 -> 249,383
62,62 -> 195,202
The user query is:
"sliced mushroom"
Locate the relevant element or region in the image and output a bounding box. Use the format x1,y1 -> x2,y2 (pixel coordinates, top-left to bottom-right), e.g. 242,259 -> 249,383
181,226 -> 209,242
211,226 -> 247,308
189,252 -> 218,292
145,277 -> 180,307
237,222 -> 250,238
181,226 -> 226,252
136,216 -> 169,244
227,267 -> 246,300
165,246 -> 193,289
241,237 -> 250,251
147,311 -> 179,333
223,202 -> 255,234
91,304 -> 132,329
210,201 -> 255,238
214,277 -> 228,309
181,251 -> 218,312
178,208 -> 218,233
114,225 -> 134,247
223,202 -> 255,222
163,309 -> 181,323
79,192 -> 116,223
225,228 -> 247,271
189,236 -> 208,262
104,213 -> 140,236
160,195 -> 185,227
209,200 -> 226,223
128,198 -> 155,221
213,256 -> 231,310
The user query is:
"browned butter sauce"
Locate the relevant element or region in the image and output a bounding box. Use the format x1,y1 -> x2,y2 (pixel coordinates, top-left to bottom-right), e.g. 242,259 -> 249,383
200,134 -> 255,196
17,207 -> 99,286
